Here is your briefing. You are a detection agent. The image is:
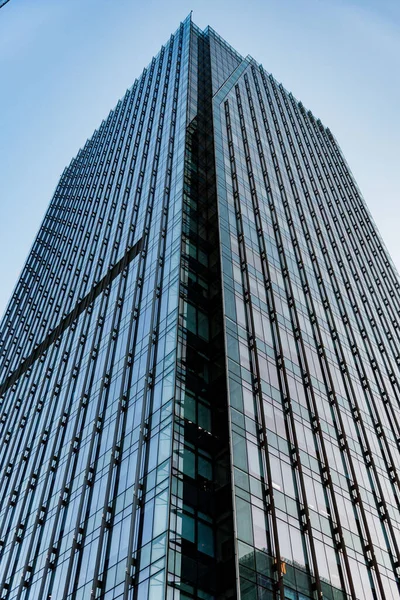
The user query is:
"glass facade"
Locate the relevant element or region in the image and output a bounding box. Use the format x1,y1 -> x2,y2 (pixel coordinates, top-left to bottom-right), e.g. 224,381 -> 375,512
1,15 -> 400,600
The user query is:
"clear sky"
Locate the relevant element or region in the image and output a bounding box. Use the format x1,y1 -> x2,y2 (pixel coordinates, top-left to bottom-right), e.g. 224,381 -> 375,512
1,0 -> 399,318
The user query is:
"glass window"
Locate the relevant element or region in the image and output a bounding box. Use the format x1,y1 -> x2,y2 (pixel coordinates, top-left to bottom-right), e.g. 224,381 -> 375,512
182,514 -> 195,543
236,497 -> 253,545
198,521 -> 214,556
183,447 -> 195,478
252,506 -> 268,551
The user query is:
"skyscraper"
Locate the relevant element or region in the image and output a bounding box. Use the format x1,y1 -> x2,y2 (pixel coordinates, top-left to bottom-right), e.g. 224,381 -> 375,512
1,13 -> 400,600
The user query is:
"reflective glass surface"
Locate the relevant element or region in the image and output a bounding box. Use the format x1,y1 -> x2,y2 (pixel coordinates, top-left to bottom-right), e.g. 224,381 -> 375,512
1,16 -> 400,600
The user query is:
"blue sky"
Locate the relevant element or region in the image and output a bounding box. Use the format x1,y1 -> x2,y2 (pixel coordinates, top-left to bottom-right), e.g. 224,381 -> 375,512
0,0 -> 399,317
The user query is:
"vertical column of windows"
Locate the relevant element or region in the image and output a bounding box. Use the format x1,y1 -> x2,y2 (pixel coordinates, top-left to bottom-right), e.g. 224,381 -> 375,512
224,98 -> 287,600
119,28 -> 182,600
242,69 -> 359,600
86,41 -> 169,599
129,24 -> 184,600
100,71 -> 149,272
166,25 -> 236,600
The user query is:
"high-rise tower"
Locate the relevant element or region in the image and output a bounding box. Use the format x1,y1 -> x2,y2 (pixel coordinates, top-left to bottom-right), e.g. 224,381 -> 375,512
1,15 -> 400,600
